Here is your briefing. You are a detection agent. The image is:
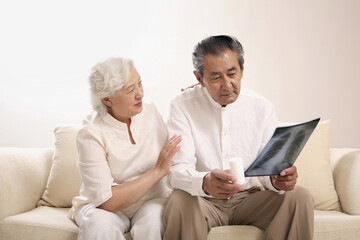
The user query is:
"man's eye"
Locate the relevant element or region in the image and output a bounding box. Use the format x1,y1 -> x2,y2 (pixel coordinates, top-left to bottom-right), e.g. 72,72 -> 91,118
127,89 -> 135,94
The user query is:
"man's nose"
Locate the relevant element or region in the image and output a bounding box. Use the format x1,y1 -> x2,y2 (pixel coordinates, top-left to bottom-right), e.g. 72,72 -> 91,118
222,77 -> 232,89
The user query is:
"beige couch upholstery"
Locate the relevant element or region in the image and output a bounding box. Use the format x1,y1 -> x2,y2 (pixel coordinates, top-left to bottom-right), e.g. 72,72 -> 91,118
1,121 -> 360,240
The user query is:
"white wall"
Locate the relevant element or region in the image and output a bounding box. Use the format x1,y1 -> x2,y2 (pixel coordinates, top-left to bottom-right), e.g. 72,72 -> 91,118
0,0 -> 359,148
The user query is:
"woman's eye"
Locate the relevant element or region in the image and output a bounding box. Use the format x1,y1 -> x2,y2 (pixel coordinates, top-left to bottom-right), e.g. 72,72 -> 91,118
127,89 -> 135,94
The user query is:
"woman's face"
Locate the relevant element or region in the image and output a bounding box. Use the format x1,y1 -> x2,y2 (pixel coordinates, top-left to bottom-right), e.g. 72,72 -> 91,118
102,66 -> 144,123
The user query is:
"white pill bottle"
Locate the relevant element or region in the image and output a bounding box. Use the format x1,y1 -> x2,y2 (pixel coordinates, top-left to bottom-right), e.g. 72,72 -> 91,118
229,157 -> 245,185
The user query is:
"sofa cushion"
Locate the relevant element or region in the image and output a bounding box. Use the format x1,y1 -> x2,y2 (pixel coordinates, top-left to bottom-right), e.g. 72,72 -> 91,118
293,120 -> 341,211
0,148 -> 53,220
208,225 -> 264,240
0,206 -> 133,240
37,125 -> 82,207
0,207 -> 78,240
333,150 -> 360,215
314,210 -> 360,240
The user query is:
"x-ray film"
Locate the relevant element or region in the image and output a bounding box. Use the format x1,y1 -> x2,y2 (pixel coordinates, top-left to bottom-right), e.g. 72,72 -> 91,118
244,118 -> 320,177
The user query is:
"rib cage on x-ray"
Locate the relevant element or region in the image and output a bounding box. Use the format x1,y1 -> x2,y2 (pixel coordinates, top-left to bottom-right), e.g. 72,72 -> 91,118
244,118 -> 320,177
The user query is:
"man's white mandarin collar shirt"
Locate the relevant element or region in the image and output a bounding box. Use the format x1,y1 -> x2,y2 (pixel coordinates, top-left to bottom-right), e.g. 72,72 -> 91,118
167,85 -> 282,197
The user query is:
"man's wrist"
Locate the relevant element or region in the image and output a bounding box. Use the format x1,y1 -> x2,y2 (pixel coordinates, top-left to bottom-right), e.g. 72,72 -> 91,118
202,173 -> 210,195
270,176 -> 279,190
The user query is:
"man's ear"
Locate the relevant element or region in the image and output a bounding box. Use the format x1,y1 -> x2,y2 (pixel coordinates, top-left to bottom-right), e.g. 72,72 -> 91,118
193,71 -> 205,87
102,97 -> 112,107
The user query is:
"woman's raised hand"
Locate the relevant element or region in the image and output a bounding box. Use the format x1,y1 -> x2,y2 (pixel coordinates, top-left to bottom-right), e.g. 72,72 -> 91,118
154,135 -> 182,177
99,135 -> 181,212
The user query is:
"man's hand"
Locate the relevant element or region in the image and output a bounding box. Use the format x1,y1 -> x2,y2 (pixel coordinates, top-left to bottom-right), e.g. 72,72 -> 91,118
203,169 -> 245,199
271,165 -> 298,191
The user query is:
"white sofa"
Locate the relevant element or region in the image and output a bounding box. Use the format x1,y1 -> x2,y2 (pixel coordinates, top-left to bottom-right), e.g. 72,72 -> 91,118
1,120 -> 360,240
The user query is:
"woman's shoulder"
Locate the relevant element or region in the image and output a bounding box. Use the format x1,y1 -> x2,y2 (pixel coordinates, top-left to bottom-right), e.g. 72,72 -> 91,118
142,101 -> 156,110
141,101 -> 161,117
77,112 -> 104,139
136,101 -> 167,133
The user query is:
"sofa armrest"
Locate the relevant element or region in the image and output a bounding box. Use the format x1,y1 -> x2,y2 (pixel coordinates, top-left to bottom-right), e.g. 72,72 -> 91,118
0,148 -> 53,220
331,149 -> 360,215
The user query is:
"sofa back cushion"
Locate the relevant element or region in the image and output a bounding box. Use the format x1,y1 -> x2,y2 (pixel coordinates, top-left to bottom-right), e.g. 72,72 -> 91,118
0,148 -> 53,220
37,125 -> 82,207
293,120 -> 341,211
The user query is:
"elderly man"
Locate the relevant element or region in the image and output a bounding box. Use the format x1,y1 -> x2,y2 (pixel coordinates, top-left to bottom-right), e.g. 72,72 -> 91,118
163,35 -> 314,240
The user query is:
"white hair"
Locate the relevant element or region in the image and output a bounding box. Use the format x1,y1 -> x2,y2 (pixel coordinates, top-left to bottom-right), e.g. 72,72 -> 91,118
89,57 -> 133,117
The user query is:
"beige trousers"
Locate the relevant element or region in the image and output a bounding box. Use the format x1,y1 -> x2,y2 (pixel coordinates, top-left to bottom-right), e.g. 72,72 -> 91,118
163,186 -> 314,240
75,198 -> 167,240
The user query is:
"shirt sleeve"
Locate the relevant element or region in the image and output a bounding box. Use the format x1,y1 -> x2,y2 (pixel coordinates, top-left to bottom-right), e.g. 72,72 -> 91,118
257,104 -> 285,194
151,102 -> 169,146
167,100 -> 209,196
76,125 -> 115,207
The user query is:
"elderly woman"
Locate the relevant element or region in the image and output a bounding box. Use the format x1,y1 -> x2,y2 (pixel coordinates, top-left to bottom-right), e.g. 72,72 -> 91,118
68,57 -> 181,240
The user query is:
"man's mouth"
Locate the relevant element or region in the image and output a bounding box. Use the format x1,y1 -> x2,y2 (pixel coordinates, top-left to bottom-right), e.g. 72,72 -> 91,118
220,92 -> 233,97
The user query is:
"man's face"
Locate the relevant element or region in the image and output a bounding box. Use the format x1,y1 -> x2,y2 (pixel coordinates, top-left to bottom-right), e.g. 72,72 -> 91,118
195,49 -> 243,106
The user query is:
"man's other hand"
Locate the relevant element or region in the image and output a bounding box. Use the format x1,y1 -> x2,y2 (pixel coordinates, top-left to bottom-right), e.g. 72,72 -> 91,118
271,165 -> 298,191
202,169 -> 245,199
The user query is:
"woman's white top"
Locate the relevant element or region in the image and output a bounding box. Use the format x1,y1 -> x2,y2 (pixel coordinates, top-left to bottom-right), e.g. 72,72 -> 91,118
68,102 -> 171,219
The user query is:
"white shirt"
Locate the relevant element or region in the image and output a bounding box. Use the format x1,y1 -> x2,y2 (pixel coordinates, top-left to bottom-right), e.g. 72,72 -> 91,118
167,85 -> 281,197
69,102 -> 171,219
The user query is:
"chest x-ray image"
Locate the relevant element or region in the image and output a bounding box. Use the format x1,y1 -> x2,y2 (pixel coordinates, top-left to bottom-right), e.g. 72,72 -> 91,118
245,118 -> 320,177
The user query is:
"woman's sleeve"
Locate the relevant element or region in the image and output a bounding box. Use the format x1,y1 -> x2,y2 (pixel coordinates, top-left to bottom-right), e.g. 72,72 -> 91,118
76,126 -> 115,207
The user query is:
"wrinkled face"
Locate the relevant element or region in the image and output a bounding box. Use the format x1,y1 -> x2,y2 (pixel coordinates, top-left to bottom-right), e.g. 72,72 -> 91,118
102,66 -> 144,123
194,49 -> 243,106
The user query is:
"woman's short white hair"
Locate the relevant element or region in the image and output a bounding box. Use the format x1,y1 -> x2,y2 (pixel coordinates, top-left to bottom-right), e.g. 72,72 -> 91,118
89,57 -> 133,117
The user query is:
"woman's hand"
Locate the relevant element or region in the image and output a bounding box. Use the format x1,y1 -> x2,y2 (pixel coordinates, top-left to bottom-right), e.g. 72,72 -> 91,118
154,135 -> 182,177
99,135 -> 181,212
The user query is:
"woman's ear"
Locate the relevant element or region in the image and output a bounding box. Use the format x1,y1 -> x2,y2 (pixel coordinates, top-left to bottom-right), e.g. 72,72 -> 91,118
102,97 -> 112,107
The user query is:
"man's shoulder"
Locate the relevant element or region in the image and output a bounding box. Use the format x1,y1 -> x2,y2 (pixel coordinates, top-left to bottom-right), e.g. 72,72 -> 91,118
170,85 -> 205,105
240,88 -> 273,107
240,88 -> 268,100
